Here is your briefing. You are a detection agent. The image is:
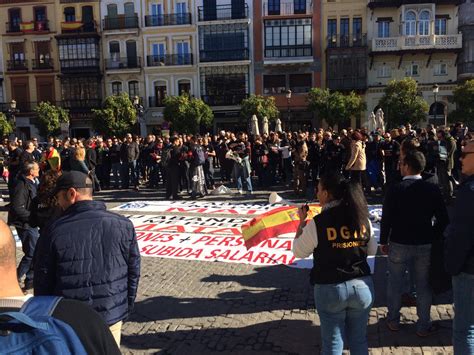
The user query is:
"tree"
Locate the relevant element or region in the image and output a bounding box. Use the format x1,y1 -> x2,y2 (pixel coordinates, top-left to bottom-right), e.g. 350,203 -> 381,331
307,88 -> 366,127
449,79 -> 474,126
163,95 -> 213,134
378,78 -> 429,127
240,95 -> 279,122
34,101 -> 69,137
0,112 -> 13,138
92,93 -> 136,137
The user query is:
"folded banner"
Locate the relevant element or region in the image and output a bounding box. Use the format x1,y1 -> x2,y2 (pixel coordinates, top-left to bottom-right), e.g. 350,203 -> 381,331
61,22 -> 84,30
241,204 -> 322,249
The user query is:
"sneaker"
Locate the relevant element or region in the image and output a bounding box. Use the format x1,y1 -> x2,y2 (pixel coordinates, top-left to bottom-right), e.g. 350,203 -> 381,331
238,190 -> 243,195
416,324 -> 439,337
386,320 -> 400,332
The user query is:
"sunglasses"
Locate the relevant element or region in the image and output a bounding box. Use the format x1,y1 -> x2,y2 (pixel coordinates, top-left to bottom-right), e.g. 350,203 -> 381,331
461,151 -> 474,159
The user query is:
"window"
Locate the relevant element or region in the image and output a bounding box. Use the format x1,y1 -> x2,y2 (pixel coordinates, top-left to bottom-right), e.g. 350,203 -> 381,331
264,19 -> 312,57
377,64 -> 391,78
378,21 -> 390,38
176,42 -> 190,64
419,10 -> 430,35
109,41 -> 120,61
406,63 -> 419,76
34,7 -> 47,22
263,75 -> 286,94
405,11 -> 416,36
289,74 -> 311,93
8,8 -> 21,32
64,7 -> 75,22
128,81 -> 139,97
268,0 -> 280,15
353,18 -> 362,44
154,83 -> 167,106
435,18 -> 447,35
178,80 -> 191,95
327,19 -> 337,47
340,18 -> 349,46
112,82 -> 122,95
294,0 -> 306,14
434,63 -> 447,76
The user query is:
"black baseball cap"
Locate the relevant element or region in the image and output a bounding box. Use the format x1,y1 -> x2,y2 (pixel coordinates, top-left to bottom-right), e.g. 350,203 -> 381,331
52,171 -> 93,196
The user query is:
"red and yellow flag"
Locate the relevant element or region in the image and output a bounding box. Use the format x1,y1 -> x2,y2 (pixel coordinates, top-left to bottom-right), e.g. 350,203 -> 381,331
241,204 -> 322,249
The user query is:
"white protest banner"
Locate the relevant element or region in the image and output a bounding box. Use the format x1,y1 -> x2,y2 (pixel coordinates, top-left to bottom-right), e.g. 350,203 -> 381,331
114,200 -> 279,215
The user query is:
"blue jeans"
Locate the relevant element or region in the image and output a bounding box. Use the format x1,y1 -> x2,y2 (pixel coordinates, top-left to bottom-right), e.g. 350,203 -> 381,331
233,162 -> 252,192
122,160 -> 138,188
453,272 -> 474,354
387,242 -> 432,332
16,227 -> 39,285
314,276 -> 374,355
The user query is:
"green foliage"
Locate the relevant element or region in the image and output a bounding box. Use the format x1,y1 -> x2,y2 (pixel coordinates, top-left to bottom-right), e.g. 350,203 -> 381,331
378,78 -> 429,127
240,95 -> 279,122
449,79 -> 474,126
92,93 -> 137,137
34,101 -> 69,137
0,112 -> 13,137
307,88 -> 365,127
163,95 -> 213,134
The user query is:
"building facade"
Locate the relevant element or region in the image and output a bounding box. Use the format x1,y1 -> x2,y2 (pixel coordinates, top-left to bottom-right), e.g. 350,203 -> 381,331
55,0 -> 102,137
196,0 -> 253,131
0,0 -> 60,139
366,0 -> 462,126
141,0 -> 198,133
458,0 -> 474,81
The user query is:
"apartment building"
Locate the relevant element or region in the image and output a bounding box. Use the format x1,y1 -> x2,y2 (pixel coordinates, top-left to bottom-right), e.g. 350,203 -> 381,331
142,0 -> 197,133
367,0 -> 462,126
196,0 -> 253,131
458,0 -> 474,81
0,0 -> 59,139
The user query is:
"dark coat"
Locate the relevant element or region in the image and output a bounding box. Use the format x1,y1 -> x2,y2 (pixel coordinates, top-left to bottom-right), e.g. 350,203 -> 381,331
33,200 -> 141,325
8,175 -> 37,229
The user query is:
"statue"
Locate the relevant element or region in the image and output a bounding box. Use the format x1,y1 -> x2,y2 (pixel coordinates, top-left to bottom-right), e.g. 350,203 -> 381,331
367,112 -> 376,133
250,114 -> 259,136
262,116 -> 269,135
375,108 -> 385,132
275,118 -> 282,133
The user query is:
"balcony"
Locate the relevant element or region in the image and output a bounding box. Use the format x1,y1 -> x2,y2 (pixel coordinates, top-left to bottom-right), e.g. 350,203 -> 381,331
198,4 -> 249,22
263,0 -> 312,16
327,34 -> 368,48
103,16 -> 139,30
368,0 -> 462,8
59,59 -> 100,73
60,21 -> 97,34
199,49 -> 249,62
7,59 -> 28,71
6,20 -> 50,33
147,54 -> 193,67
264,45 -> 312,58
144,13 -> 192,27
61,99 -> 102,110
105,57 -> 141,70
458,61 -> 474,78
32,58 -> 54,70
371,34 -> 462,52
148,96 -> 165,107
201,94 -> 248,106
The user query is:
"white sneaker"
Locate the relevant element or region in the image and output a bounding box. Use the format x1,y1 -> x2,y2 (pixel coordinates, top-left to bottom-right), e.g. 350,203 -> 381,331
238,189 -> 243,194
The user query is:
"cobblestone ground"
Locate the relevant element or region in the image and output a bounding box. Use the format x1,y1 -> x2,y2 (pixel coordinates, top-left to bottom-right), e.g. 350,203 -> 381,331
4,184 -> 455,354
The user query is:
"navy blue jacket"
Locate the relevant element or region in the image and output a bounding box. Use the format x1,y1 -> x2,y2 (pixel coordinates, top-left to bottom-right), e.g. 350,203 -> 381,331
445,175 -> 474,275
34,200 -> 141,325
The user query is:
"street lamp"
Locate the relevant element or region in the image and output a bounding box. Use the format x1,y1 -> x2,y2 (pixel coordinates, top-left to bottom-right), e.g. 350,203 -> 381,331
286,89 -> 292,130
6,100 -> 19,139
432,84 -> 439,125
133,96 -> 144,136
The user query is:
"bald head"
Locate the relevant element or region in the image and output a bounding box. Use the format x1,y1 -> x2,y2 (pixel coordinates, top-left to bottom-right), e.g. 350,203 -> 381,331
0,220 -> 16,268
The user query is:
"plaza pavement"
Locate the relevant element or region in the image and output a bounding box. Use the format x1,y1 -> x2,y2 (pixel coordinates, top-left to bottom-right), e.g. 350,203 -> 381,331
2,183 -> 455,354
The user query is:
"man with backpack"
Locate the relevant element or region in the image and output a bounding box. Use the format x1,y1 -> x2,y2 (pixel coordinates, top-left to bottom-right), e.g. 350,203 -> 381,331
0,220 -> 120,354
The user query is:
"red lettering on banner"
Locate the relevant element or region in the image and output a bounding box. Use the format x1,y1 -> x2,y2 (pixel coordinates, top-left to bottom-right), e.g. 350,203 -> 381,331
254,252 -> 269,263
145,225 -> 185,233
279,240 -> 292,250
135,224 -> 157,231
165,207 -> 208,213
211,227 -> 241,236
193,236 -> 212,244
173,248 -> 203,258
212,209 -> 239,214
141,245 -> 165,255
205,249 -> 222,259
136,232 -> 176,242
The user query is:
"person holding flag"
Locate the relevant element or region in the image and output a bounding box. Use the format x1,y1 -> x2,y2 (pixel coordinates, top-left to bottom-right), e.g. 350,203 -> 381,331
292,173 -> 377,355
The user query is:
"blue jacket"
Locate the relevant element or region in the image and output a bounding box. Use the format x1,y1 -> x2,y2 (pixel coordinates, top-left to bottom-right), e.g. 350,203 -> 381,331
445,175 -> 474,275
34,200 -> 141,325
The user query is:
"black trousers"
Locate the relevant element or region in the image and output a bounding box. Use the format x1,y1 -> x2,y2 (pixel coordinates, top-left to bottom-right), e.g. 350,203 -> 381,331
166,166 -> 180,199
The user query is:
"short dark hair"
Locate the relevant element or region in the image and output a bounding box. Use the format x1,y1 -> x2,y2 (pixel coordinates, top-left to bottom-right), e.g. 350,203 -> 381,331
403,150 -> 426,174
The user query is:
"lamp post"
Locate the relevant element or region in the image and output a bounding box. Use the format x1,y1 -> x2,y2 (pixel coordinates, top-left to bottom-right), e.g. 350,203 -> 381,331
133,96 -> 145,136
432,84 -> 439,125
286,89 -> 292,130
6,100 -> 18,139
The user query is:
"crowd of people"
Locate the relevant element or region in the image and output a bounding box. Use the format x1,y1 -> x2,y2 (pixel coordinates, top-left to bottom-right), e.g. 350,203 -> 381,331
0,119 -> 472,354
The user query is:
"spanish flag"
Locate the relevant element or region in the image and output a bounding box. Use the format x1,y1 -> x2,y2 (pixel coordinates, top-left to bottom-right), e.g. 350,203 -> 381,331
20,22 -> 34,32
241,204 -> 321,249
41,147 -> 61,171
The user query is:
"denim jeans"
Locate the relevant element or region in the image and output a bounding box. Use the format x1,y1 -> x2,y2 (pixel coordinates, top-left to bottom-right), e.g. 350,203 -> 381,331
314,276 -> 374,355
387,242 -> 432,332
234,164 -> 252,192
453,272 -> 474,354
122,160 -> 138,188
16,227 -> 39,286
